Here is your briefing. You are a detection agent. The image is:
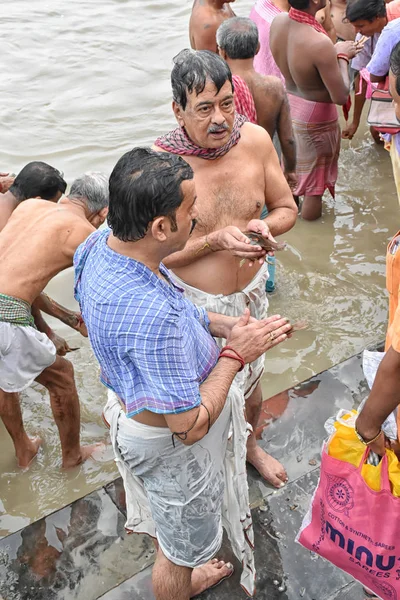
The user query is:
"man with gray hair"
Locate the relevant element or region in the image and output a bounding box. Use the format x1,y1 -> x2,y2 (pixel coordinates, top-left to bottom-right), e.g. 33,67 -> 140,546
0,172 -> 108,468
155,49 -> 297,488
217,17 -> 297,190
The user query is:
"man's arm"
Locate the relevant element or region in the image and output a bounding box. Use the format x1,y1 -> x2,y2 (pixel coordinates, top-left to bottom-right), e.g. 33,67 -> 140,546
314,39 -> 352,105
276,91 -> 296,174
257,127 -> 297,236
191,21 -> 218,52
342,74 -> 367,139
367,29 -> 392,82
34,293 -> 87,336
31,303 -> 72,356
355,346 -> 400,454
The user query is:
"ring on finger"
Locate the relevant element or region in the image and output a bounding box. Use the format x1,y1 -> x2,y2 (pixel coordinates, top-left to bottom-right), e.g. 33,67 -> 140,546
269,331 -> 275,341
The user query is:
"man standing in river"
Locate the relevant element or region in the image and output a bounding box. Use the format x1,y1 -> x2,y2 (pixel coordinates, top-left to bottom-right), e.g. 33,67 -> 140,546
154,49 -> 297,487
270,0 -> 359,220
189,0 -> 236,52
0,173 -> 109,468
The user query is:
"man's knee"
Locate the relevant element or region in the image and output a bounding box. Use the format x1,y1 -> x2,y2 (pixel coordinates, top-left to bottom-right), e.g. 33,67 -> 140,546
39,357 -> 76,392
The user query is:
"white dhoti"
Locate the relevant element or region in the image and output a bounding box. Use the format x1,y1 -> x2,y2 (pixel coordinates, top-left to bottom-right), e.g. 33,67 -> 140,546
104,383 -> 256,596
171,262 -> 269,398
0,322 -> 56,393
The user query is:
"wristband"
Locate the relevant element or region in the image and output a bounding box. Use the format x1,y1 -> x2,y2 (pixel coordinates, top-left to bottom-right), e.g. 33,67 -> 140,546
219,345 -> 245,371
337,53 -> 350,64
355,425 -> 383,446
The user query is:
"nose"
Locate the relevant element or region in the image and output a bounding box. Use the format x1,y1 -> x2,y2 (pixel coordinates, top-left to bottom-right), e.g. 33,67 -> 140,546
192,204 -> 199,220
212,105 -> 226,126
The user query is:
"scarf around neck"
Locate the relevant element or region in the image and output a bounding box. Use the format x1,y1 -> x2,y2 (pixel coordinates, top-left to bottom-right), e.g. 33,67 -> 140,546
288,7 -> 328,36
154,113 -> 247,160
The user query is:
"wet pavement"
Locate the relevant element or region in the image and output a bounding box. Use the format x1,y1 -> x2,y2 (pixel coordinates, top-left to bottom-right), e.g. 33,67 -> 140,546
0,344 -> 380,600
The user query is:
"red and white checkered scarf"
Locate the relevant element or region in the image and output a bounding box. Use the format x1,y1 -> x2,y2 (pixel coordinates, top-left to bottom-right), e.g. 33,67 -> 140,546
232,75 -> 257,124
154,113 -> 247,160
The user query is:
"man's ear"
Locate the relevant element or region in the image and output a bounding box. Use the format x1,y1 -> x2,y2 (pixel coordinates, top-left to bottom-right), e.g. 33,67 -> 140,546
151,216 -> 168,242
172,100 -> 185,128
99,207 -> 109,222
218,47 -> 228,60
256,41 -> 261,55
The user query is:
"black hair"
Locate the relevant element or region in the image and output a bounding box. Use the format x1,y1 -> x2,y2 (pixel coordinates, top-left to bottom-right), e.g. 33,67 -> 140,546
171,49 -> 233,110
9,161 -> 67,202
288,0 -> 311,10
390,41 -> 400,97
108,147 -> 194,242
346,0 -> 386,23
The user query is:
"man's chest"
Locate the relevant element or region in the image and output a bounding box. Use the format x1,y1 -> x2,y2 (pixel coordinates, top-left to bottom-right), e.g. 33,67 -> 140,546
188,157 -> 266,229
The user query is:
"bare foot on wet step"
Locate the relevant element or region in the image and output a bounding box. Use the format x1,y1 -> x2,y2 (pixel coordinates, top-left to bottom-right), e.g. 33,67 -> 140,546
191,559 -> 234,597
17,436 -> 42,468
247,445 -> 288,488
62,443 -> 105,469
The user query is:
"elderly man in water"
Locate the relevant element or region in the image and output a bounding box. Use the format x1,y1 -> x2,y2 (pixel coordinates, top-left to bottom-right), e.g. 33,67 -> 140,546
154,49 -> 297,488
74,147 -> 293,598
0,172 -> 109,468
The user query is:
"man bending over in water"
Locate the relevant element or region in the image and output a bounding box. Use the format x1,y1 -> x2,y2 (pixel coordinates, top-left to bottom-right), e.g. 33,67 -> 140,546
0,172 -> 109,468
154,50 -> 297,487
0,161 -> 85,354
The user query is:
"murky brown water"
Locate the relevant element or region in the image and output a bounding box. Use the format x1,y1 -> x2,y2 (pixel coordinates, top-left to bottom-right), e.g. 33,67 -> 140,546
0,0 -> 398,538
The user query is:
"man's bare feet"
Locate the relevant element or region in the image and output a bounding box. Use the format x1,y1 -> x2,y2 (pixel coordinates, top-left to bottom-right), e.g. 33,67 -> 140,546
191,559 -> 234,597
17,436 -> 42,468
247,445 -> 288,488
62,443 -> 104,469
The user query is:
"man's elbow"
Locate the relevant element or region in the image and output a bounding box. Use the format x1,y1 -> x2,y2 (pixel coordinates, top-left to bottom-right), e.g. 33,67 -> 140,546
333,90 -> 350,106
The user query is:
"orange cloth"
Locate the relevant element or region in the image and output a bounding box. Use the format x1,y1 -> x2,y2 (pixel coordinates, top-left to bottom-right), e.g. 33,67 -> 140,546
387,0 -> 400,22
385,230 -> 400,352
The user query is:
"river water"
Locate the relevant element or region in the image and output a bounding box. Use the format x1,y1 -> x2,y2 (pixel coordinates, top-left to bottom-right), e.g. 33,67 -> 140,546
0,0 -> 398,537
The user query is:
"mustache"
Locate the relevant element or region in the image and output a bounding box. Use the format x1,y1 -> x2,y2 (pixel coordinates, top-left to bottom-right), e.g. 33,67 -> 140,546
208,123 -> 229,134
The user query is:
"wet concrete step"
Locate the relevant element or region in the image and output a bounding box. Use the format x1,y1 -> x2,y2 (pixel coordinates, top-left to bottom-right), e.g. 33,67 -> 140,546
0,347 -> 378,600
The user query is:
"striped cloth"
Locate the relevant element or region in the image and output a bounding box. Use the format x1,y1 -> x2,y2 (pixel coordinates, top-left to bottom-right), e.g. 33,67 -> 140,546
232,75 -> 257,124
0,293 -> 35,327
74,228 -> 220,418
154,113 -> 247,160
288,93 -> 340,198
249,0 -> 284,82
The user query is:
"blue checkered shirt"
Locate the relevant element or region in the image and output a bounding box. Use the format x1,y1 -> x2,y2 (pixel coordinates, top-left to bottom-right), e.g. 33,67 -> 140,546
74,229 -> 219,417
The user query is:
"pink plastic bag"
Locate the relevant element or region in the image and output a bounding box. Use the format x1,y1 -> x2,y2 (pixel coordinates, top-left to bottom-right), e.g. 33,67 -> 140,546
298,445 -> 400,600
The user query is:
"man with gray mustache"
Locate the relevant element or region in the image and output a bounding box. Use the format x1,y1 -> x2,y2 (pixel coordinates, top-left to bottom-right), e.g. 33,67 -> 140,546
154,49 -> 297,488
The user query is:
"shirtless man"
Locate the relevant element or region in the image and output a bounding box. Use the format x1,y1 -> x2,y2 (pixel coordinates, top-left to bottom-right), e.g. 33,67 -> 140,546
270,0 -> 359,220
154,50 -> 297,487
0,172 -> 109,468
217,17 -> 297,190
331,0 -> 355,40
190,0 -> 236,52
0,161 -> 86,355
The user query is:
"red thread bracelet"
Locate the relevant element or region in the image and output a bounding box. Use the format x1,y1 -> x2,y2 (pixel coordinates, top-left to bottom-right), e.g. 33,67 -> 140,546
337,53 -> 350,64
218,346 -> 245,371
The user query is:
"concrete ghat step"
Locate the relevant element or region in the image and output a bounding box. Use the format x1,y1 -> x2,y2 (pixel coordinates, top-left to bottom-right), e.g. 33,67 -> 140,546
0,344 -> 381,600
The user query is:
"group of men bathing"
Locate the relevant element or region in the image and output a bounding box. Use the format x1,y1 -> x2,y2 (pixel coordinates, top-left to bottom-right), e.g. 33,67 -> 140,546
0,0 -> 396,597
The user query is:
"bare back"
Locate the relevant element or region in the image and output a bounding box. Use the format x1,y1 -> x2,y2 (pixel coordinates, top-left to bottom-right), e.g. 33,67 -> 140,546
270,13 -> 345,103
0,199 -> 94,304
241,72 -> 285,137
189,0 -> 236,52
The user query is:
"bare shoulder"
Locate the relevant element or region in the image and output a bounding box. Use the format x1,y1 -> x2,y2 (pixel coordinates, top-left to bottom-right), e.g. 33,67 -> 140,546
270,11 -> 289,31
258,74 -> 286,98
240,122 -> 273,150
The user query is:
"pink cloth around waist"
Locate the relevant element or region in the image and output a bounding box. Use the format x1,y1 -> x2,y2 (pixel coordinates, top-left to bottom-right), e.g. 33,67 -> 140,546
288,93 -> 338,123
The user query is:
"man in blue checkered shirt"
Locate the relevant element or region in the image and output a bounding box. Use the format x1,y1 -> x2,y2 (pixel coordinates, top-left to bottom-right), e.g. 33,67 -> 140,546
74,147 -> 291,599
